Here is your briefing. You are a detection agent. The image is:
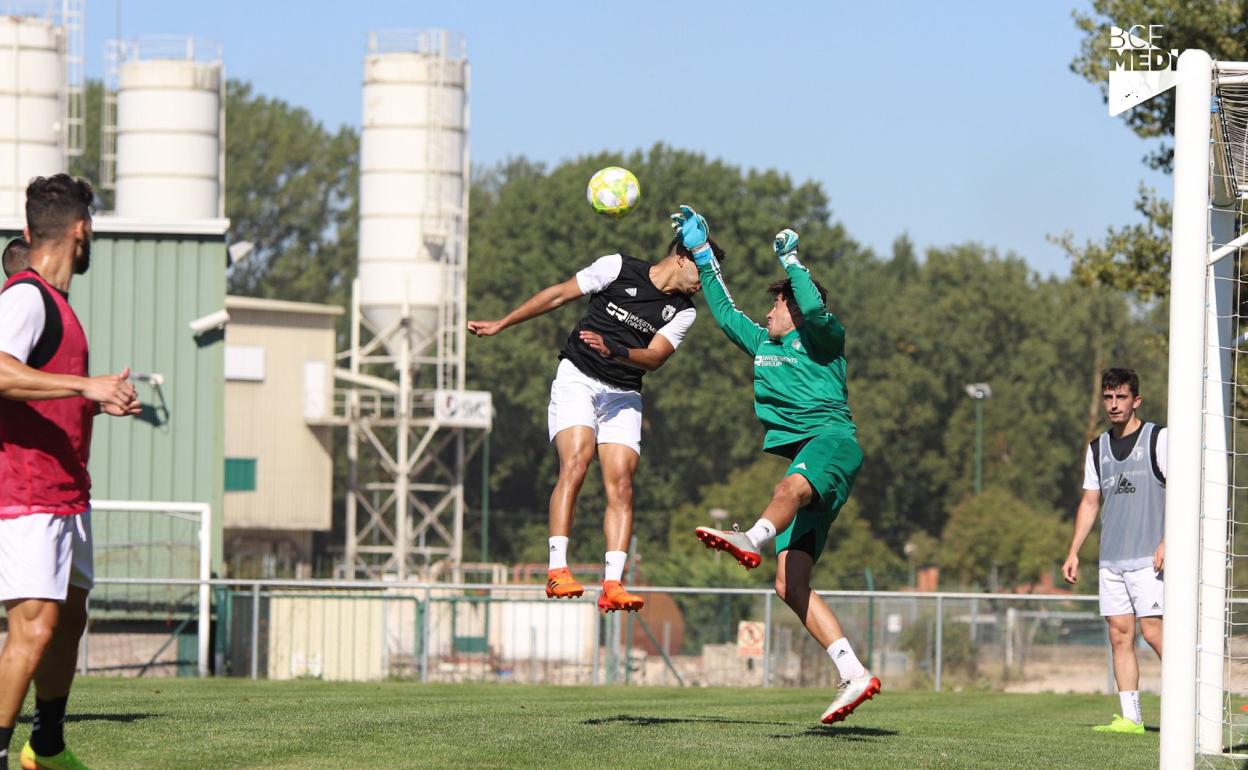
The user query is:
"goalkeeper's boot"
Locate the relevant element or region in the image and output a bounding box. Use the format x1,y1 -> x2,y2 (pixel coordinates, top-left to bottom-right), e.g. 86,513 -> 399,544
545,567 -> 584,599
694,524 -> 762,569
820,672 -> 882,725
1092,715 -> 1145,735
20,743 -> 91,770
597,580 -> 644,613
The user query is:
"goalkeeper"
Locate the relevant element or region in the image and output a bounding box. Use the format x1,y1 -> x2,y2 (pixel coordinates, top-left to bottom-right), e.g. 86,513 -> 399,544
674,206 -> 878,725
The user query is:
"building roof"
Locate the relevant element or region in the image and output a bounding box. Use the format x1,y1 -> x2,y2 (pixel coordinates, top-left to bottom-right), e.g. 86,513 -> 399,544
226,295 -> 345,317
0,215 -> 230,237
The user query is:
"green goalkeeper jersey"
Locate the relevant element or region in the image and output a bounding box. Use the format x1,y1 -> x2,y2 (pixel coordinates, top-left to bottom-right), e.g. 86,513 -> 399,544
698,259 -> 856,450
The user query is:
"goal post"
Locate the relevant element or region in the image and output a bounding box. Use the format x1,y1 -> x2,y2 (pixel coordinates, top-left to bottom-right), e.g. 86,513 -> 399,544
1161,48 -> 1210,770
1162,49 -> 1248,769
90,499 -> 213,677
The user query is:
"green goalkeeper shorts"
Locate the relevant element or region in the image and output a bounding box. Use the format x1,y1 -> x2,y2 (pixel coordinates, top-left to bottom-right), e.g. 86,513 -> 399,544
770,432 -> 863,563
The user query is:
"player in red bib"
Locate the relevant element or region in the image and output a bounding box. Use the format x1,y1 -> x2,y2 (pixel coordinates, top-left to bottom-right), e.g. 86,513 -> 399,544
0,176 -> 141,770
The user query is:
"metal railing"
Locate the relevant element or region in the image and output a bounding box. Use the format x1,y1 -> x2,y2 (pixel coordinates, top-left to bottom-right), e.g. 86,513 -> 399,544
43,577 -> 1142,695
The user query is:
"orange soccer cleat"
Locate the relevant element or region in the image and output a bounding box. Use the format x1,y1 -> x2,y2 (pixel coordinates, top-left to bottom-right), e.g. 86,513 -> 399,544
597,580 -> 644,613
546,567 -> 584,599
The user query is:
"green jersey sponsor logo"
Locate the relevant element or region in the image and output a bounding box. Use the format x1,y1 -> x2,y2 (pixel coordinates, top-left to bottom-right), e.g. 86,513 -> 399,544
754,354 -> 798,367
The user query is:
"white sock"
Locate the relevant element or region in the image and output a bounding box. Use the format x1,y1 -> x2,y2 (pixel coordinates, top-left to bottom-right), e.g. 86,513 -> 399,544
827,638 -> 867,680
745,518 -> 777,548
604,551 -> 627,582
1119,690 -> 1142,724
548,536 -> 569,570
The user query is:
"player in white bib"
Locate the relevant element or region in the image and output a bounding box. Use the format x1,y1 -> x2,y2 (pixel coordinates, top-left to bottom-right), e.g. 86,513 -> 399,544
1062,368 -> 1165,735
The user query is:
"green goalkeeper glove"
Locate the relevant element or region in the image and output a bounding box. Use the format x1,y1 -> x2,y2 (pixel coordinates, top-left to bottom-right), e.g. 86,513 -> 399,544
670,204 -> 714,265
774,228 -> 802,267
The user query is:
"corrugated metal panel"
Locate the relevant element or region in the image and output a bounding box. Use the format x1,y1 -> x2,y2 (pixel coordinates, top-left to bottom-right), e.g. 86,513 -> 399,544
223,302 -> 336,531
0,229 -> 225,583
61,234 -> 224,571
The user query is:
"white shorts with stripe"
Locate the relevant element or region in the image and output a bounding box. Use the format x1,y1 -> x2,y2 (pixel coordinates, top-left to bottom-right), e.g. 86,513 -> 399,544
547,359 -> 643,455
1099,565 -> 1163,618
0,510 -> 94,602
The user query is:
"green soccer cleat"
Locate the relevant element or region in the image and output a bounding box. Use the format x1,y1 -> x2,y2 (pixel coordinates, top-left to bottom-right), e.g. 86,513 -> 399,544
19,742 -> 91,770
1092,714 -> 1145,735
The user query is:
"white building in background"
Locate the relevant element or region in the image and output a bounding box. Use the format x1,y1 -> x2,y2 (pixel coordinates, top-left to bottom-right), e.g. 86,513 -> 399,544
223,296 -> 342,577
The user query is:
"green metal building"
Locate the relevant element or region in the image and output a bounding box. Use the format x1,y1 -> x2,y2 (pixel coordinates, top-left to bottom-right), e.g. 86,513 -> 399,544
0,217 -> 228,578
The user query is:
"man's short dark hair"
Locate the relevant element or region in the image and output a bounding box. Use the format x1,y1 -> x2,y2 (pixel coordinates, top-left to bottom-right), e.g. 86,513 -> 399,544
1102,367 -> 1140,397
2,238 -> 29,278
767,276 -> 828,318
25,174 -> 93,243
667,235 -> 725,263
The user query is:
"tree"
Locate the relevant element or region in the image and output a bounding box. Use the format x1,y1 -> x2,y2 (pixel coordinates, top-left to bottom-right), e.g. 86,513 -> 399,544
464,144 -> 860,561
1062,0 -> 1248,295
223,81 -> 359,307
70,79 -> 360,307
68,80 -> 112,211
830,240 -> 1166,546
939,487 -> 1067,590
463,147 -> 1169,569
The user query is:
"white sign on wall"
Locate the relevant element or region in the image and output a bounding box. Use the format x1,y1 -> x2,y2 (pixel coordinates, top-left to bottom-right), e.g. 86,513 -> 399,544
434,390 -> 493,429
304,360 -> 327,420
224,344 -> 265,382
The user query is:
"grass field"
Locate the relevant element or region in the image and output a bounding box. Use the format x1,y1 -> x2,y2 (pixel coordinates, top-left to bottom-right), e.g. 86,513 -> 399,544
8,678 -> 1182,769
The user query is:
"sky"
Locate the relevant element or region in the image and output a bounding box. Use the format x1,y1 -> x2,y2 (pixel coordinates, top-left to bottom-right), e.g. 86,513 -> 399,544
79,0 -> 1170,276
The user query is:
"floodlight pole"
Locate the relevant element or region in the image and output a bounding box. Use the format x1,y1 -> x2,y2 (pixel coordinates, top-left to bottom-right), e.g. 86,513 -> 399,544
974,399 -> 983,494
964,383 -> 991,494
1160,48 -> 1212,770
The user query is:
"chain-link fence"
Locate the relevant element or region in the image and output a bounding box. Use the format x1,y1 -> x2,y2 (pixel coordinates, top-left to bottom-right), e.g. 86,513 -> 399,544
0,578 -> 1143,694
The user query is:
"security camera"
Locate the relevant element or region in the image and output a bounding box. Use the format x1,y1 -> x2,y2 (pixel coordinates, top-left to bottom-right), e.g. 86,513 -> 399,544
227,241 -> 254,267
189,309 -> 230,336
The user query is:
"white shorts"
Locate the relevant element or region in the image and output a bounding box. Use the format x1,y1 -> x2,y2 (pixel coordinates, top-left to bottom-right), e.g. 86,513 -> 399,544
1099,566 -> 1163,617
547,359 -> 643,455
0,511 -> 94,602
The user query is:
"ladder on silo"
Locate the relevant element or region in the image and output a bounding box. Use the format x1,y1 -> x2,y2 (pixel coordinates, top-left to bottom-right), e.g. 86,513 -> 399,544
99,38 -> 120,191
424,31 -> 454,392
60,0 -> 83,158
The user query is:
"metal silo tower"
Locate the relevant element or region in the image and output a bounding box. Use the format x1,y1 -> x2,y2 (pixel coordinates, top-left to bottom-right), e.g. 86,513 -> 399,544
338,29 -> 491,580
101,36 -> 224,218
0,0 -> 84,216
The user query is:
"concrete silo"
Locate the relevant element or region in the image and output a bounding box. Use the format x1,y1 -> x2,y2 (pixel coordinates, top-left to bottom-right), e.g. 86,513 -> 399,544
341,30 -> 490,581
0,2 -> 83,216
358,28 -> 468,356
107,37 -> 223,220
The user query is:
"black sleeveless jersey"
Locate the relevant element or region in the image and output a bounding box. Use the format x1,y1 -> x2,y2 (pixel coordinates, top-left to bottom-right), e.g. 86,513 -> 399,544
559,253 -> 695,392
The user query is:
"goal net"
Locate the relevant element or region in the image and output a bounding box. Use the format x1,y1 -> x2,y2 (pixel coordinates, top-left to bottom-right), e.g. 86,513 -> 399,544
1165,52 -> 1248,770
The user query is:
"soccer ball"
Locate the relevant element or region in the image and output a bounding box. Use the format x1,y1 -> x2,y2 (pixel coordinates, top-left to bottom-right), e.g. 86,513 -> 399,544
586,166 -> 640,219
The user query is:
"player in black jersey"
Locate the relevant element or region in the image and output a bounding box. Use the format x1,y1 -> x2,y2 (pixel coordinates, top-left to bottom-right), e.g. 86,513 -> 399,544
468,237 -> 711,611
